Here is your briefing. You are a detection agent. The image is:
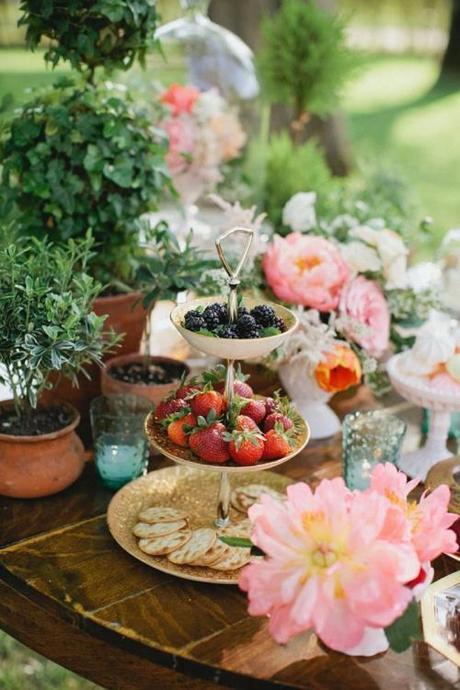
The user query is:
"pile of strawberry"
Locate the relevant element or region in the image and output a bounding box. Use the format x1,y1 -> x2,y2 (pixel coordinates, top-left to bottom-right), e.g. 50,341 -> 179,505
154,366 -> 298,466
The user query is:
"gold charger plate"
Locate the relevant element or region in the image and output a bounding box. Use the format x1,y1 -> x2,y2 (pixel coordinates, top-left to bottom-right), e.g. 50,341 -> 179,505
107,465 -> 292,585
425,457 -> 460,563
145,409 -> 309,474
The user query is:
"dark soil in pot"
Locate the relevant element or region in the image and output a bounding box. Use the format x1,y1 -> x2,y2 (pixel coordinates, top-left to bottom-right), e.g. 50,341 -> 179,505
0,404 -> 73,437
109,360 -> 187,386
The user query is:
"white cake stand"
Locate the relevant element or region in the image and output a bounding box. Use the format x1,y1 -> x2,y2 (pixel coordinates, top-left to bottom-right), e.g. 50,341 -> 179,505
387,353 -> 460,480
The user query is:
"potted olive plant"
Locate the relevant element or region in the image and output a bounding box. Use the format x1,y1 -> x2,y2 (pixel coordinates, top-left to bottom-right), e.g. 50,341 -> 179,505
1,0 -> 170,355
0,235 -> 117,498
102,222 -> 217,404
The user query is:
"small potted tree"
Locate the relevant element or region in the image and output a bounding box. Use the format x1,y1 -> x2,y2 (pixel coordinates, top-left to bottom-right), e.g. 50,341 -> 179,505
102,222 -> 217,404
1,0 -> 170,355
0,234 -> 117,498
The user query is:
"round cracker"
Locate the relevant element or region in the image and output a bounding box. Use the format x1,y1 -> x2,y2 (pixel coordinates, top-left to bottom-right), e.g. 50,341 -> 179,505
231,485 -> 285,513
168,528 -> 216,565
218,519 -> 252,539
133,519 -> 187,539
192,540 -> 230,567
138,506 -> 188,524
210,547 -> 251,571
138,529 -> 191,556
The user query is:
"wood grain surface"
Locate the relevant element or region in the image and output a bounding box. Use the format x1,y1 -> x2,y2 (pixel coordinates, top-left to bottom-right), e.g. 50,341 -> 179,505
1,385 -> 459,690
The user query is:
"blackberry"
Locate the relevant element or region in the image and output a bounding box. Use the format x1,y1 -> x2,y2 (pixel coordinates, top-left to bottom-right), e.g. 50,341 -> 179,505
218,324 -> 239,339
237,305 -> 249,318
272,316 -> 285,332
236,314 -> 260,339
184,310 -> 207,332
203,303 -> 227,330
251,304 -> 277,327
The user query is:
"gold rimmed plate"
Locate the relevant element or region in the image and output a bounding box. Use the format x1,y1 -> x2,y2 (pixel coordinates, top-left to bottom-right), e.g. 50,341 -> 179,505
107,465 -> 292,584
145,407 -> 309,474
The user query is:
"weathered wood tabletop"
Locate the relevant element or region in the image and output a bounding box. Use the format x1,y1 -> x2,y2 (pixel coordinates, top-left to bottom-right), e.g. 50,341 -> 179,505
0,388 -> 459,690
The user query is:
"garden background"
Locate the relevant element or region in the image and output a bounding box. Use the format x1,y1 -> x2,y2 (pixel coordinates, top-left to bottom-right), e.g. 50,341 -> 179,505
0,0 -> 459,687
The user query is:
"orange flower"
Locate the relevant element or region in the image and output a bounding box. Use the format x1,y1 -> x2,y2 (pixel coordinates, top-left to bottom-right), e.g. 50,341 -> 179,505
314,344 -> 362,394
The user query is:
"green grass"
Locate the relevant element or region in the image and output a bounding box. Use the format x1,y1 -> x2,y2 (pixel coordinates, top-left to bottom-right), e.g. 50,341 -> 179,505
0,48 -> 68,107
343,54 -> 460,242
0,630 -> 101,690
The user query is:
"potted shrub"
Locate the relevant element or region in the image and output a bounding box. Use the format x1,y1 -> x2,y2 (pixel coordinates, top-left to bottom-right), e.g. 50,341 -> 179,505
0,77 -> 171,355
1,0 -> 170,355
0,235 -> 117,498
101,222 -> 216,404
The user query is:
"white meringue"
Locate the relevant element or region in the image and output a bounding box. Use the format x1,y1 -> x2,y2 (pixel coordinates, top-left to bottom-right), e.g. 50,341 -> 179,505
398,329 -> 455,376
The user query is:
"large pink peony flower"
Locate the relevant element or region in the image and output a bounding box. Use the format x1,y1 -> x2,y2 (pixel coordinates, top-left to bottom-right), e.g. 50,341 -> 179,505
160,83 -> 199,116
262,233 -> 349,311
339,276 -> 390,358
240,477 -> 420,654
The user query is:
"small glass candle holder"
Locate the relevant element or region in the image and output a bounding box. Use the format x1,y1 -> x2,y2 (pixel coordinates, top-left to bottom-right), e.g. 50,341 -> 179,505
90,395 -> 151,490
343,411 -> 406,490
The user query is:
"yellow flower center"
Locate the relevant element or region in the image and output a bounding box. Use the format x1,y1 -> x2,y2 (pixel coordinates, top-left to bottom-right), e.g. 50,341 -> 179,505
296,255 -> 322,272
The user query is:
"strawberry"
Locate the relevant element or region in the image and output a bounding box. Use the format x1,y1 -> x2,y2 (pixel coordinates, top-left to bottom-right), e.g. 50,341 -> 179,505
175,384 -> 200,400
191,389 -> 225,418
225,428 -> 264,466
234,414 -> 257,431
189,419 -> 230,464
241,399 -> 266,425
264,397 -> 277,415
264,412 -> 293,432
215,380 -> 254,398
263,423 -> 293,460
155,397 -> 188,421
167,412 -> 197,447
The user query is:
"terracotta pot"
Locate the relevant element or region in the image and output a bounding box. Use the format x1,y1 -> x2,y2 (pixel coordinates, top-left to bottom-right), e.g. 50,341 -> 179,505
101,354 -> 190,406
0,403 -> 85,499
94,291 -> 147,357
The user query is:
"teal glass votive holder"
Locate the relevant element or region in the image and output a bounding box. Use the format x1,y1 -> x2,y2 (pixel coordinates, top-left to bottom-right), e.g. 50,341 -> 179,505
90,395 -> 151,490
343,411 -> 407,491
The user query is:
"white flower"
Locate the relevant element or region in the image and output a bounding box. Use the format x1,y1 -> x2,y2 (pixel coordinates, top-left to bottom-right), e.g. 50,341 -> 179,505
341,241 -> 381,275
282,192 -> 317,233
349,225 -> 408,289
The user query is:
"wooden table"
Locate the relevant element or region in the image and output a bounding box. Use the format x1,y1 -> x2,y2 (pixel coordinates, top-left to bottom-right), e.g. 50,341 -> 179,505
0,394 -> 459,690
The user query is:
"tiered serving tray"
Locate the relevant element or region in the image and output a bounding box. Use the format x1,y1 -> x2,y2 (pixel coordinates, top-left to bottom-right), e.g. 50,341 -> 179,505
109,226 -> 308,584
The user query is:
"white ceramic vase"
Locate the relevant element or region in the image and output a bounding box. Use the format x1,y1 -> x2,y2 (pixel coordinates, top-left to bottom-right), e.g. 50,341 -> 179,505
278,359 -> 341,440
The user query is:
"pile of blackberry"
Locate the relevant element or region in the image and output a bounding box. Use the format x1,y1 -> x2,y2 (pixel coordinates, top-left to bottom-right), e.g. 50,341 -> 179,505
183,302 -> 285,339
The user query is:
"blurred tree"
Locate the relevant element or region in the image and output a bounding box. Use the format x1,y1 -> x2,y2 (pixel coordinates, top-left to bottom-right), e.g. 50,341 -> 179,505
209,0 -> 352,174
441,0 -> 460,76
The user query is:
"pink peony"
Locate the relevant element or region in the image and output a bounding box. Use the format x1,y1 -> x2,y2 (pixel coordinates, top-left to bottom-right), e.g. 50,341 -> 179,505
262,234 -> 349,311
160,83 -> 199,116
339,276 -> 390,358
240,477 -> 420,654
162,115 -> 197,176
370,463 -> 458,563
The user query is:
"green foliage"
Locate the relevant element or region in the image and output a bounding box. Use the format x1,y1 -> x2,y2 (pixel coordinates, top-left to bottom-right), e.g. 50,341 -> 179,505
264,132 -> 335,228
0,233 -> 118,415
258,0 -> 356,117
0,78 -> 171,288
385,601 -> 422,653
136,222 -> 218,307
18,0 -> 159,74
